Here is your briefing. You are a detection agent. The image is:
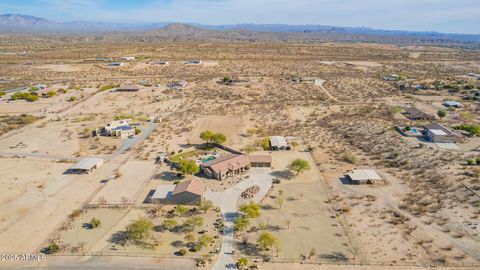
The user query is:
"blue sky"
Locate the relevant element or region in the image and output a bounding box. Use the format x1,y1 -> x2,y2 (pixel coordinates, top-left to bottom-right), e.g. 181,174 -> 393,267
1,0 -> 479,34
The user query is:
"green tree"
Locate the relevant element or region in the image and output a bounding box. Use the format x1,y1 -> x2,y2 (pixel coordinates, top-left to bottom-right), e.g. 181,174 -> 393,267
237,257 -> 249,269
342,152 -> 357,164
90,217 -> 101,229
174,205 -> 189,216
198,234 -> 213,248
184,216 -> 203,231
288,159 -> 311,175
45,242 -> 60,254
177,159 -> 199,175
68,96 -> 77,102
199,199 -> 213,214
0,91 -> 6,97
275,197 -> 285,209
211,133 -> 227,144
200,130 -> 214,143
134,128 -> 141,135
234,216 -> 250,232
125,218 -> 153,241
437,110 -> 447,119
257,231 -> 278,250
239,202 -> 260,218
184,233 -> 196,245
46,91 -> 56,97
161,219 -> 177,231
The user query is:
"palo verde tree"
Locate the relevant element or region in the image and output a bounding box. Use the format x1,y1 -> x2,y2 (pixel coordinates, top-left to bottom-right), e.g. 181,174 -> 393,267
177,159 -> 199,175
125,218 -> 153,241
199,130 -> 227,145
239,201 -> 261,218
288,158 -> 311,175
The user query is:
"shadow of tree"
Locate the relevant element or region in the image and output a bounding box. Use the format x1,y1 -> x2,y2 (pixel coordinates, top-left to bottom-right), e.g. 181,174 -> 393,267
318,252 -> 349,262
271,170 -> 294,180
108,231 -> 127,246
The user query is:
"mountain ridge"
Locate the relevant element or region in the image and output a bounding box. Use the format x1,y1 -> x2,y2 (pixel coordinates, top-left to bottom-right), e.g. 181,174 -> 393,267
0,14 -> 479,45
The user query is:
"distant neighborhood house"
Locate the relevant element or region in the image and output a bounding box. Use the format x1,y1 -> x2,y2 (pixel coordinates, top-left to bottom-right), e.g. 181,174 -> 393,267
169,80 -> 188,90
402,107 -> 435,121
186,59 -> 202,64
345,169 -> 383,185
383,74 -> 400,81
443,100 -> 463,108
103,120 -> 135,138
107,62 -> 124,67
116,85 -> 140,92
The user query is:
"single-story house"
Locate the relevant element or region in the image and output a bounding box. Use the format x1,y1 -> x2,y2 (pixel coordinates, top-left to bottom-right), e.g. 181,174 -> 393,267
269,136 -> 289,150
443,101 -> 463,108
120,56 -> 135,61
152,60 -> 169,65
169,80 -> 188,90
34,84 -> 48,90
402,107 -> 435,121
423,123 -> 463,143
345,169 -> 382,185
383,74 -> 400,81
201,154 -> 251,180
248,155 -> 272,167
104,120 -> 135,138
107,62 -> 124,67
116,85 -> 140,92
186,59 -> 202,64
172,178 -> 206,205
151,184 -> 175,204
69,157 -> 104,174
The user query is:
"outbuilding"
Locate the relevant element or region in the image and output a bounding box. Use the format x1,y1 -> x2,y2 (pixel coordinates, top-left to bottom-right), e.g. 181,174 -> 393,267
116,85 -> 140,92
151,184 -> 175,204
69,157 -> 104,174
269,136 -> 289,150
172,178 -> 206,205
248,155 -> 272,167
345,169 -> 382,185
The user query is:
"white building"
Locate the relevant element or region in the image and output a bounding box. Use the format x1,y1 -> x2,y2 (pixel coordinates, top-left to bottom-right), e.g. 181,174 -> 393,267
104,120 -> 135,138
346,169 -> 382,184
269,136 -> 289,150
120,56 -> 135,61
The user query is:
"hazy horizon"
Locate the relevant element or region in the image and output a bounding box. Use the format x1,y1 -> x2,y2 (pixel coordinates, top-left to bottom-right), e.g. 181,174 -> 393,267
0,0 -> 479,35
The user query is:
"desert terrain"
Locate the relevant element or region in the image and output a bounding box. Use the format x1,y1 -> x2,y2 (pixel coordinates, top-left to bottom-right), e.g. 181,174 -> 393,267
0,39 -> 479,270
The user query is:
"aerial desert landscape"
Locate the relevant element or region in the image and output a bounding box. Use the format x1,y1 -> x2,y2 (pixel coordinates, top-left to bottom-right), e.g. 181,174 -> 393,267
0,2 -> 480,270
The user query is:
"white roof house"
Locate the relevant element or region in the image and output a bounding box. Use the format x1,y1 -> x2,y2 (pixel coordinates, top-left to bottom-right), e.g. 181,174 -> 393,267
151,184 -> 175,203
69,157 -> 104,174
443,101 -> 463,108
346,169 -> 382,184
269,136 -> 289,150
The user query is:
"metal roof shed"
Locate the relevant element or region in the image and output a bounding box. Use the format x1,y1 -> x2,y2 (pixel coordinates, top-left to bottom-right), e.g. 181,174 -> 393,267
69,157 -> 104,174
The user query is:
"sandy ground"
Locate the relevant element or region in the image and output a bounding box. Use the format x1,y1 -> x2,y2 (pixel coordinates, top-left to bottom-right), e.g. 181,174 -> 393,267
188,115 -> 245,146
239,151 -> 351,261
0,154 -> 129,253
92,159 -> 157,204
34,64 -> 90,72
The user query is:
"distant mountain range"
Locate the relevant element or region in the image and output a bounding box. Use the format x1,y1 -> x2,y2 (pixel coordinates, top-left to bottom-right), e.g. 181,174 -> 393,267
1,14 -> 480,46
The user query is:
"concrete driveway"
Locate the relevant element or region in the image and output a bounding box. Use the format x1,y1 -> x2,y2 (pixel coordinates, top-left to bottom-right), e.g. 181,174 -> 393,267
205,168 -> 273,270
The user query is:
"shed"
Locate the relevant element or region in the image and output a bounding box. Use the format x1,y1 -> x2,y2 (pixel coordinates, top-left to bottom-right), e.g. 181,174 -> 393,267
346,169 -> 382,185
269,136 -> 289,150
172,178 -> 206,205
151,184 -> 175,204
116,85 -> 140,92
69,157 -> 104,174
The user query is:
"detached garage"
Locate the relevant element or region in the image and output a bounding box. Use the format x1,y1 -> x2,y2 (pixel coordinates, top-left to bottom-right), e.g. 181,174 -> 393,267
172,178 -> 206,205
248,155 -> 272,168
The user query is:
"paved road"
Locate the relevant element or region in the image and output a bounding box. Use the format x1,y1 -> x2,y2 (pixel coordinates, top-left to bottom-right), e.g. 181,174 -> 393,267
205,168 -> 273,270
